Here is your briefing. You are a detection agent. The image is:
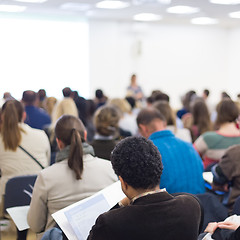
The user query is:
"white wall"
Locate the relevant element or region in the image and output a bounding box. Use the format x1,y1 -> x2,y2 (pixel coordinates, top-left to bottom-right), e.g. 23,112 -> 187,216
89,21 -> 233,108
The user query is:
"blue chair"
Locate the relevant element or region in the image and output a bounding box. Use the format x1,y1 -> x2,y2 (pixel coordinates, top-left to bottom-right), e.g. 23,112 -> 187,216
3,175 -> 38,240
4,175 -> 37,212
233,196 -> 240,215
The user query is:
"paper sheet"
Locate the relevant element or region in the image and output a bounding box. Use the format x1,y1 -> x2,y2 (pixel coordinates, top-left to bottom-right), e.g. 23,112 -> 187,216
6,205 -> 30,231
52,181 -> 125,240
203,172 -> 213,184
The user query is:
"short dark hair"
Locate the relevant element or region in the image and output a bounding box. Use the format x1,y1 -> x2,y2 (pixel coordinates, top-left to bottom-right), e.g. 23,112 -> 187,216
216,99 -> 239,126
62,87 -> 72,97
203,89 -> 210,97
22,90 -> 37,105
137,107 -> 166,126
95,89 -> 103,99
111,136 -> 163,189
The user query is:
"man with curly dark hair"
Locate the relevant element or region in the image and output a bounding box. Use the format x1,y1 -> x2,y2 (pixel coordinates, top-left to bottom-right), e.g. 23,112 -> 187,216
88,136 -> 203,240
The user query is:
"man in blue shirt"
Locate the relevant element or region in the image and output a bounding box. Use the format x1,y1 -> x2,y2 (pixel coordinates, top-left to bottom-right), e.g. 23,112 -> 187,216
22,90 -> 51,130
137,107 -> 205,194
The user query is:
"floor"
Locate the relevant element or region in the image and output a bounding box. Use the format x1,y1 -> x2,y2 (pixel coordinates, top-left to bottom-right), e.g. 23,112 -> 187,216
0,220 -> 36,240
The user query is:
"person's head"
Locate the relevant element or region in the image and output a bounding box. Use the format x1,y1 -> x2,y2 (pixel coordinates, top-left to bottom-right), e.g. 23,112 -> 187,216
153,100 -> 176,126
22,90 -> 37,106
182,90 -> 196,111
108,98 -> 131,115
216,99 -> 239,127
37,89 -> 46,101
62,87 -> 72,98
111,136 -> 163,197
94,105 -> 120,137
153,92 -> 170,103
203,89 -> 210,100
55,115 -> 86,180
191,98 -> 212,134
137,108 -> 166,138
130,74 -> 136,85
95,89 -> 104,99
1,100 -> 25,151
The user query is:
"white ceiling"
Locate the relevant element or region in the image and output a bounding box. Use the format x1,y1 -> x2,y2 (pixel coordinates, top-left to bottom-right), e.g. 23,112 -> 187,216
2,0 -> 240,27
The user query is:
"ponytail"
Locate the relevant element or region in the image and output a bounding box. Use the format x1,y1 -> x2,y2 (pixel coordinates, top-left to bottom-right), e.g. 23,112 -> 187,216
68,128 -> 84,180
1,100 -> 24,151
55,115 -> 86,180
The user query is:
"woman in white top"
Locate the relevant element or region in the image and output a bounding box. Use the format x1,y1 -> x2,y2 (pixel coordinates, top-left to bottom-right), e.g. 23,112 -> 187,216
27,115 -> 118,239
0,100 -> 50,205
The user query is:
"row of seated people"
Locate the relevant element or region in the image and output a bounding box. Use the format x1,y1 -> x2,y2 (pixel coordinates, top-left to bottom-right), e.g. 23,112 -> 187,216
0,88 -> 240,239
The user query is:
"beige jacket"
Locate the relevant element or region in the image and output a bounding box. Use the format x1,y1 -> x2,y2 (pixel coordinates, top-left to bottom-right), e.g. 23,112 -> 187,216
0,123 -> 50,197
27,154 -> 118,239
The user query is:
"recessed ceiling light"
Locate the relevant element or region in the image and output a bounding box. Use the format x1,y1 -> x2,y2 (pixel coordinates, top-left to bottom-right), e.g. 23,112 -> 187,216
209,0 -> 240,5
166,5 -> 200,14
229,11 -> 240,18
60,3 -> 91,11
14,0 -> 47,3
133,13 -> 162,21
96,1 -> 130,9
191,17 -> 219,25
0,4 -> 26,12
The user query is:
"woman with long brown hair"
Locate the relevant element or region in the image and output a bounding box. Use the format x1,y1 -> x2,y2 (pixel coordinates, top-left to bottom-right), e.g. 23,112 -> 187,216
27,115 -> 117,239
0,100 -> 50,206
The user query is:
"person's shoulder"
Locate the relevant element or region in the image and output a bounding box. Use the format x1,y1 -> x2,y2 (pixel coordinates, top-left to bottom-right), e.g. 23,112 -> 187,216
174,193 -> 201,210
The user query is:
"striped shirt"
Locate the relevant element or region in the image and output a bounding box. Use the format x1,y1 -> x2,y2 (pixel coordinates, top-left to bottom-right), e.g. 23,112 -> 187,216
194,131 -> 240,169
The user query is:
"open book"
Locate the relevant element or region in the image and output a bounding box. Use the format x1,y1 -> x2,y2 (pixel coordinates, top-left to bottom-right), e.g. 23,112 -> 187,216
52,181 -> 125,240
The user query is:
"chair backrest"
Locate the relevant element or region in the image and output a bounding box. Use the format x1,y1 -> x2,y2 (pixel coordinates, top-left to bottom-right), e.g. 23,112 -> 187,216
233,195 -> 240,215
4,175 -> 37,212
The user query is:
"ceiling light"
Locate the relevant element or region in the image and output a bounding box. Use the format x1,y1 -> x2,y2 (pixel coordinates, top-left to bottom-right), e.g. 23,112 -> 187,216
96,1 -> 130,9
191,17 -> 219,25
0,4 -> 26,12
60,3 -> 91,11
229,11 -> 240,18
209,0 -> 240,5
14,0 -> 47,3
133,13 -> 162,21
166,5 -> 200,14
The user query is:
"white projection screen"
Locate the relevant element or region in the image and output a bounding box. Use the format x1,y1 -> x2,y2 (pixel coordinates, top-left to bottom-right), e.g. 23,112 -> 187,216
0,17 -> 89,100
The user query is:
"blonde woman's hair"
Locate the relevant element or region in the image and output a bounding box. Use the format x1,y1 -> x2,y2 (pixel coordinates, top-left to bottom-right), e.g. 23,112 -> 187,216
1,100 -> 25,151
94,105 -> 120,136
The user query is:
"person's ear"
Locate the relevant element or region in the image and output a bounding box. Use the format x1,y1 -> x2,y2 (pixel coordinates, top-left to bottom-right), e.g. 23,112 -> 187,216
84,130 -> 87,141
138,124 -> 148,138
22,111 -> 27,122
56,138 -> 65,150
119,176 -> 128,193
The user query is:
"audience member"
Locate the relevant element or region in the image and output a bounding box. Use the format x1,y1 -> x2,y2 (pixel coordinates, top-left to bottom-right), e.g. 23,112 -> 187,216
0,100 -> 50,212
94,89 -> 107,109
22,90 -> 51,130
211,145 -> 240,211
51,87 -> 78,126
198,217 -> 240,240
91,105 -> 120,160
183,98 -> 212,142
109,98 -> 137,136
177,90 -> 197,119
73,91 -> 87,125
45,97 -> 57,117
37,89 -> 47,109
194,99 -> 240,170
153,100 -> 192,142
85,99 -> 96,143
88,136 -> 203,240
137,107 -> 205,194
27,115 -> 118,239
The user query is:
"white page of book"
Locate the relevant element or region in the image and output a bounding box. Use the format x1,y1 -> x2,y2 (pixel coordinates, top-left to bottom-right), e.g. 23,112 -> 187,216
6,205 -> 30,231
52,181 -> 125,240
